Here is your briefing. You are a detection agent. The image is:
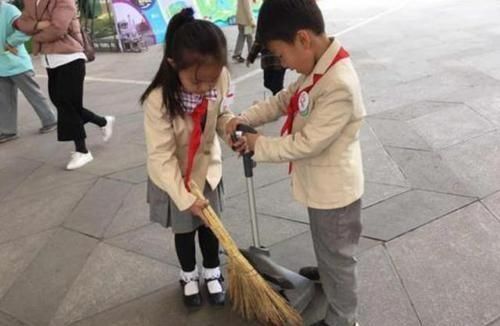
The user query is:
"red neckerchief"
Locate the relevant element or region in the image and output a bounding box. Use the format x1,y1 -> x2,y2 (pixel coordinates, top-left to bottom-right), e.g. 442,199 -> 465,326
184,98 -> 208,190
280,47 -> 350,173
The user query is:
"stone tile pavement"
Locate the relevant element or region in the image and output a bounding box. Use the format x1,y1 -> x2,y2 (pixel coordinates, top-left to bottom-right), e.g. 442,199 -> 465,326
1,0 -> 500,325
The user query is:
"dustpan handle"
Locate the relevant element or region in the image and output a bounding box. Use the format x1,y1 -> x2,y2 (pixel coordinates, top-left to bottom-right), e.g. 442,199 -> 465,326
235,124 -> 258,178
232,124 -> 261,247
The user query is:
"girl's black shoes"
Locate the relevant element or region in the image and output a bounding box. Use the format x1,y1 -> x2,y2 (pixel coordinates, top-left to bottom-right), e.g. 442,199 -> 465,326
180,268 -> 202,308
203,266 -> 225,306
205,275 -> 225,306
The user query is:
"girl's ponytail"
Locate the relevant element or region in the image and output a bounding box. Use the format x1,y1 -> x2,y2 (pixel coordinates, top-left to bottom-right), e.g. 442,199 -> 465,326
165,8 -> 194,57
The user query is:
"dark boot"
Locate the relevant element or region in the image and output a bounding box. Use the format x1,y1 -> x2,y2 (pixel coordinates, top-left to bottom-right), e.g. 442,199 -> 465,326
299,266 -> 320,281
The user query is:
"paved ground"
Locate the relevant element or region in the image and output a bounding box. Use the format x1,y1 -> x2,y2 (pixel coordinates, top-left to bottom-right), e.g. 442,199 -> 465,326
1,0 -> 500,325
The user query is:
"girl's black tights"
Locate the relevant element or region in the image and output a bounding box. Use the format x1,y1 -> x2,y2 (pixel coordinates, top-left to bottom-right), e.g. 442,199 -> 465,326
175,225 -> 220,272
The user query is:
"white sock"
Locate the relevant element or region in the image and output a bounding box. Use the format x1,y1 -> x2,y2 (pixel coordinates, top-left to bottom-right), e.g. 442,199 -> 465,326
202,266 -> 221,279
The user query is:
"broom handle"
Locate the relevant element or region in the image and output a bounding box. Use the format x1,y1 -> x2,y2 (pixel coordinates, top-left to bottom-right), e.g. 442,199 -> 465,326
189,181 -> 245,258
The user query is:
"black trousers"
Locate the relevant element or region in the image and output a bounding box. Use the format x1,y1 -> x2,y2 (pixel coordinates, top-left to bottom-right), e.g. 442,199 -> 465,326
263,68 -> 286,95
46,59 -> 105,141
175,225 -> 220,272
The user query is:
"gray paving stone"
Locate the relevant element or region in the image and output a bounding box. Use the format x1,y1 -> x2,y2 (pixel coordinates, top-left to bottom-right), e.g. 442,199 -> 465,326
409,103 -> 496,149
0,131 -> 66,166
0,158 -> 42,201
372,100 -> 464,121
466,95 -> 500,127
4,164 -> 96,201
0,229 -> 98,326
105,223 -> 176,266
64,178 -> 132,238
0,230 -> 54,300
106,164 -> 147,185
238,179 -> 307,223
363,145 -> 408,187
483,191 -> 500,220
387,147 -> 473,197
360,123 -> 383,153
363,182 -> 409,209
222,154 -> 288,198
357,245 -> 421,326
0,311 -> 28,326
490,318 -> 500,326
50,243 -> 178,326
70,142 -> 146,176
0,181 -> 94,245
367,118 -> 430,150
96,115 -> 145,147
221,204 -> 310,249
440,131 -> 500,198
387,202 -> 500,326
362,190 -> 474,241
103,183 -> 150,238
68,284 -> 188,326
268,231 -> 380,274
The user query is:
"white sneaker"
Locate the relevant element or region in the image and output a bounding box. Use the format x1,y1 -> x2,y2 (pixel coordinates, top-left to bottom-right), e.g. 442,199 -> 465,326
66,151 -> 93,170
102,116 -> 115,142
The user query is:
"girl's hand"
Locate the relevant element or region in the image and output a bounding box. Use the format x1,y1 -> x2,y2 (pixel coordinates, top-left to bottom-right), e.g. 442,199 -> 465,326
189,198 -> 209,223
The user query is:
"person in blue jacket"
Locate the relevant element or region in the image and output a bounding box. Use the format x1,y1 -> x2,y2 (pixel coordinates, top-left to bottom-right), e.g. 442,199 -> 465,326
0,0 -> 57,143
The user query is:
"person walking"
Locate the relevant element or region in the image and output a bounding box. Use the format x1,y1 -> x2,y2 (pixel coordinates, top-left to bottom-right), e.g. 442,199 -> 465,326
13,0 -> 115,170
232,0 -> 255,63
0,0 -> 57,143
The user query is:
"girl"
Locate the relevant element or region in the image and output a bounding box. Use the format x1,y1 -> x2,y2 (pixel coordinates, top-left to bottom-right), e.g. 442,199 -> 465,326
141,8 -> 240,307
13,0 -> 115,170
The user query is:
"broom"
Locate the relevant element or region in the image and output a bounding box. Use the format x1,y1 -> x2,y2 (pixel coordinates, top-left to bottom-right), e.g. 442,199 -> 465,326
189,181 -> 303,326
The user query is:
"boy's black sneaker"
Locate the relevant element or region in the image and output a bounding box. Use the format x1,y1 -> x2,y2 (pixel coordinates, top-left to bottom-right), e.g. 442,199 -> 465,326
298,266 -> 320,281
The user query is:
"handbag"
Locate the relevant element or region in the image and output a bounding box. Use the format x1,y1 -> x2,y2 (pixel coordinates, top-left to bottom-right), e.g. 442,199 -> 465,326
78,26 -> 95,62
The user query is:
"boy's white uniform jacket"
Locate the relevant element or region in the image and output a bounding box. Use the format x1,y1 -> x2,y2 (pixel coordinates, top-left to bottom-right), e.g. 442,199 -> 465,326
241,39 -> 366,209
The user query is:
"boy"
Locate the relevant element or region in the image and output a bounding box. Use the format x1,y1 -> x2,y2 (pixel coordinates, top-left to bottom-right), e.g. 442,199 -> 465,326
227,0 -> 365,325
0,0 -> 57,143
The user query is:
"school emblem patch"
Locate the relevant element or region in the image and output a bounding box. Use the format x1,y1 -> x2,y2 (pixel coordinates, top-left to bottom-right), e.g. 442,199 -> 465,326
298,91 -> 310,117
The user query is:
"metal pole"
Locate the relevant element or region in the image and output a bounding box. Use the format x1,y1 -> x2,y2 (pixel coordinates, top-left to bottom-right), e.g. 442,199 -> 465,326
246,176 -> 261,247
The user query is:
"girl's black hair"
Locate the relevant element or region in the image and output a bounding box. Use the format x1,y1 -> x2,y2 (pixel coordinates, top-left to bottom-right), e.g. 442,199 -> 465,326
140,8 -> 227,119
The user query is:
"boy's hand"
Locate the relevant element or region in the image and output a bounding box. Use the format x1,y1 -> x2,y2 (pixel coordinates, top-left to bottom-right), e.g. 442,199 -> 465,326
225,116 -> 246,136
5,43 -> 18,55
244,132 -> 261,152
229,135 -> 248,154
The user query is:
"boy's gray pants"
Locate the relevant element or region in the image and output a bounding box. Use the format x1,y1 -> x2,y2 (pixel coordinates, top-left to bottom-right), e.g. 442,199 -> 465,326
308,199 -> 362,326
0,70 -> 56,135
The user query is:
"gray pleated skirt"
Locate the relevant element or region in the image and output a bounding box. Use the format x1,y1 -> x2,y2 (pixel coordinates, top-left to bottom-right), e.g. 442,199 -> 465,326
147,178 -> 224,234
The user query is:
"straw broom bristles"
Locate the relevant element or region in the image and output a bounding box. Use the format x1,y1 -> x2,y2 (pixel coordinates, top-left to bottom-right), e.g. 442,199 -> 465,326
189,181 -> 303,326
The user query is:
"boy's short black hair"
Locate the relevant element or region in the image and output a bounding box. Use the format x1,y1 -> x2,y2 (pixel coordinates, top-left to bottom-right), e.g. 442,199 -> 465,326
256,0 -> 325,45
